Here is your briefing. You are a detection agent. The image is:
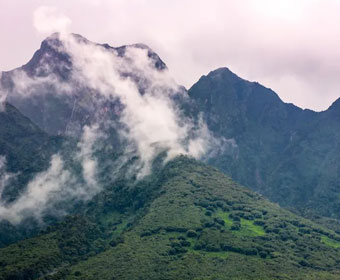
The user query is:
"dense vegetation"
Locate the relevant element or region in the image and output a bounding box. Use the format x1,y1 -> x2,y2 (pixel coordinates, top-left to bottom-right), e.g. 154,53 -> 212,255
1,157 -> 340,279
189,67 -> 340,222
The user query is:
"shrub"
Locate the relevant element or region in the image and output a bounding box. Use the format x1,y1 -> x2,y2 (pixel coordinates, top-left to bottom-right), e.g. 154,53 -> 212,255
229,214 -> 240,222
231,222 -> 241,231
193,241 -> 206,250
180,240 -> 191,247
206,206 -> 216,212
259,251 -> 267,258
204,222 -> 214,228
244,248 -> 258,255
214,217 -> 225,226
205,211 -> 213,216
299,260 -> 310,267
109,236 -> 124,247
140,231 -> 152,237
187,230 -> 198,238
254,220 -> 265,226
216,201 -> 224,208
206,244 -> 220,252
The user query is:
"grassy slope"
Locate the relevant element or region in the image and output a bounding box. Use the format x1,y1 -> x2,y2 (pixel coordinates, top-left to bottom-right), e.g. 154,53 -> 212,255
1,157 -> 340,279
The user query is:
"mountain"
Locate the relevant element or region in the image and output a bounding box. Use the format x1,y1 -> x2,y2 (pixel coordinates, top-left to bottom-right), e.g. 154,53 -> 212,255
1,33 -> 168,137
2,33 -> 340,279
1,157 -> 340,280
0,33 -> 203,246
189,67 -> 340,221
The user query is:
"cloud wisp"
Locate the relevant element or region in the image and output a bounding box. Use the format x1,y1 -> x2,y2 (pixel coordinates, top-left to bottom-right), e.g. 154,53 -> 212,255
0,123 -> 102,224
0,156 -> 15,198
33,6 -> 71,35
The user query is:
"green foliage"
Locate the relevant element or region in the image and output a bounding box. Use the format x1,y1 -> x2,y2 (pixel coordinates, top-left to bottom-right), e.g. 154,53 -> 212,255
2,157 -> 339,279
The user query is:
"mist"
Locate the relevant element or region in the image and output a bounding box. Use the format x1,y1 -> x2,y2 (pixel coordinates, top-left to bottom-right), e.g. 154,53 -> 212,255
0,30 -> 217,224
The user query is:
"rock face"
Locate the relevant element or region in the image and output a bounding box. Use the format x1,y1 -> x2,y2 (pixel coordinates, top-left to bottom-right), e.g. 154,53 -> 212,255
189,67 -> 340,219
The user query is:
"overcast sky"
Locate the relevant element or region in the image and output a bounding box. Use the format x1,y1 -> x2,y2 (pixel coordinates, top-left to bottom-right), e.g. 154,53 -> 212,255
1,0 -> 340,111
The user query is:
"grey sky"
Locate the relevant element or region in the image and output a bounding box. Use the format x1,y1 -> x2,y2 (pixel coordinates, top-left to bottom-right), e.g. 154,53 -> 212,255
1,0 -> 340,111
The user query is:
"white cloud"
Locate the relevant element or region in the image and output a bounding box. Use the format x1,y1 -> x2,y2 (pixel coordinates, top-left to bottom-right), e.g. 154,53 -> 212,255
59,34 -> 212,176
0,73 -> 5,111
33,6 -> 71,35
1,1 -> 340,110
0,155 -> 72,224
0,156 -> 15,198
0,32 -> 218,224
0,125 -> 102,224
76,124 -> 101,193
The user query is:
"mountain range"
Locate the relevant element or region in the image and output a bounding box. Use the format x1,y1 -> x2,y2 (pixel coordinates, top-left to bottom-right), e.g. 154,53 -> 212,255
0,33 -> 340,279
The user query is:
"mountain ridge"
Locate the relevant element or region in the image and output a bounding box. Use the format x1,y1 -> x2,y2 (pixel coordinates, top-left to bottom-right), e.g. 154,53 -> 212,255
189,66 -> 340,221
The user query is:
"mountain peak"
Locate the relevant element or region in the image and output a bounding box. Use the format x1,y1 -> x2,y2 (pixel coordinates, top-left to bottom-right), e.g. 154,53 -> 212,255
22,33 -> 167,76
190,66 -> 283,106
204,67 -> 243,83
324,97 -> 340,119
327,97 -> 340,111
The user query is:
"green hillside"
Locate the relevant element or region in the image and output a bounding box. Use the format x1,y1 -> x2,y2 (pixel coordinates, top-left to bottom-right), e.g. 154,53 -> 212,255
1,157 -> 340,280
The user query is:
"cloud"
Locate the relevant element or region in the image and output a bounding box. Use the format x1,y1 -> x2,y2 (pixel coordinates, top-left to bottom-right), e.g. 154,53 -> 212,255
0,0 -> 333,111
56,33 -> 214,176
0,73 -> 5,111
0,32 -> 218,224
39,0 -> 336,111
1,1 -> 340,110
33,6 -> 71,35
76,124 -> 102,193
0,155 -> 73,224
0,156 -> 15,198
0,124 -> 102,224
